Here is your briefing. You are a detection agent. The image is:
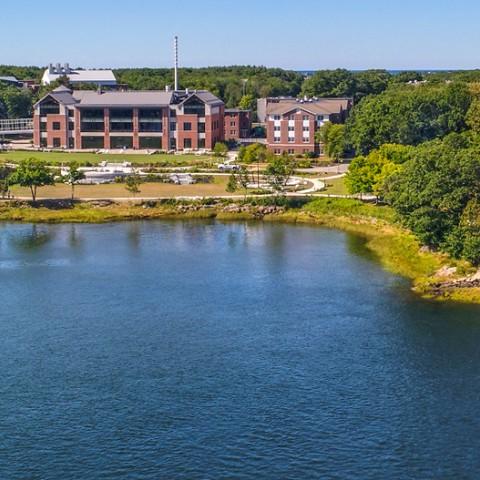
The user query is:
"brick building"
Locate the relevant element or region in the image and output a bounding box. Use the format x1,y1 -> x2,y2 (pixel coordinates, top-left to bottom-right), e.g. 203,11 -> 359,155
33,86 -> 225,151
224,108 -> 251,141
258,97 -> 352,155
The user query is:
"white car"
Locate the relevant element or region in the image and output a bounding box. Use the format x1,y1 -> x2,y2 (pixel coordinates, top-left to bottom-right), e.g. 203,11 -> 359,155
218,163 -> 240,171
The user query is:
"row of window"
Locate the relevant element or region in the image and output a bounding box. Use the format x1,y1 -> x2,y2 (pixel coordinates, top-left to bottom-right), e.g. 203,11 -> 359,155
274,126 -> 310,132
70,120 -> 207,133
77,137 -> 208,149
273,137 -> 310,143
272,114 -> 325,121
273,148 -> 312,154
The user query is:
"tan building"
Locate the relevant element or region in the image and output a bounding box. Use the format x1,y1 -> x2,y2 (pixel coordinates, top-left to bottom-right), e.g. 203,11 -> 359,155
258,97 -> 352,155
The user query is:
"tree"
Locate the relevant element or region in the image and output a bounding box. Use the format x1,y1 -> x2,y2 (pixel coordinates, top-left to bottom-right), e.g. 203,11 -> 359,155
317,123 -> 346,160
236,166 -> 251,200
63,161 -> 85,201
383,138 -> 480,256
346,82 -> 472,155
0,87 -> 33,118
226,172 -> 237,193
8,158 -> 54,202
466,99 -> 480,134
125,174 -> 142,197
265,154 -> 295,193
238,94 -> 255,111
302,69 -> 356,98
0,165 -> 12,198
345,144 -> 411,196
238,143 -> 267,164
213,142 -> 228,157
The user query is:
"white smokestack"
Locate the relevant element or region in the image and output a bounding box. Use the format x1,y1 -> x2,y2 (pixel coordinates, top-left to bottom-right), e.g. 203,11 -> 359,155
174,35 -> 179,91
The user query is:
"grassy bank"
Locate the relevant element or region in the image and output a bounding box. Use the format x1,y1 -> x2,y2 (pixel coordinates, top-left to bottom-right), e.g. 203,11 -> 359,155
0,197 -> 478,303
0,150 -> 213,166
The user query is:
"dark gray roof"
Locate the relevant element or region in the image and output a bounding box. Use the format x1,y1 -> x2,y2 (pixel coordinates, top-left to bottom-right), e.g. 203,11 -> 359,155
175,90 -> 223,107
35,87 -> 224,109
34,86 -> 78,107
73,90 -> 174,107
0,76 -> 20,84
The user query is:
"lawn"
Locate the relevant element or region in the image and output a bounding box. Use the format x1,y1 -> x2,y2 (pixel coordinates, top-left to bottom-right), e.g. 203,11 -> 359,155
322,176 -> 348,195
0,150 -> 215,166
9,177 -> 237,199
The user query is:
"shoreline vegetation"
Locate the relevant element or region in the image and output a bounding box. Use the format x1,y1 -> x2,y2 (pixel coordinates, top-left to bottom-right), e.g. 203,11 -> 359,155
1,197 -> 479,304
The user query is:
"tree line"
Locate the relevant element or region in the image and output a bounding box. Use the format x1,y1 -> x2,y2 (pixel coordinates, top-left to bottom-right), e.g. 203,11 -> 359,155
5,64 -> 480,119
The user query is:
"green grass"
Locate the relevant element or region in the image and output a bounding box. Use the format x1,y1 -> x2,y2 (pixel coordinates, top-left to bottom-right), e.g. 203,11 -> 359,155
0,150 -> 214,166
322,176 -> 349,195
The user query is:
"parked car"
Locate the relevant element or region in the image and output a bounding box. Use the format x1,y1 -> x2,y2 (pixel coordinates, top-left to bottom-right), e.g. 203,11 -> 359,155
218,163 -> 240,171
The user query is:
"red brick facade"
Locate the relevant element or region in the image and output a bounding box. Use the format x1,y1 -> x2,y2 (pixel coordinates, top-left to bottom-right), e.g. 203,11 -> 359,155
261,97 -> 352,155
224,109 -> 251,141
34,89 -> 225,151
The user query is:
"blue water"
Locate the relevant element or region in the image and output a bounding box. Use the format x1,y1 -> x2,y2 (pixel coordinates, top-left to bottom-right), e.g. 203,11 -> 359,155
1,221 -> 480,480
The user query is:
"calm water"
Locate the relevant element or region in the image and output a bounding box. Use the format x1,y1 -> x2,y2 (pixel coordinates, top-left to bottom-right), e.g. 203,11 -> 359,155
1,221 -> 480,480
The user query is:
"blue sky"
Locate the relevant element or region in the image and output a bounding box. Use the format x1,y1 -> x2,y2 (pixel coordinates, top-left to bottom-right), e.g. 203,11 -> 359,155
2,0 -> 480,70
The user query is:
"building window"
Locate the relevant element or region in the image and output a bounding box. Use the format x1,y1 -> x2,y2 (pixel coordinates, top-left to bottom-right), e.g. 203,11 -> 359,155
110,136 -> 133,149
139,137 -> 162,149
81,109 -> 104,132
139,122 -> 162,132
230,130 -> 236,135
303,115 -> 309,121
110,108 -> 133,132
39,99 -> 60,115
81,136 -> 104,149
317,115 -> 324,121
273,115 -> 280,121
69,122 -> 74,131
68,138 -> 75,149
170,138 -> 177,150
53,138 -> 61,148
274,137 -> 280,143
184,122 -> 192,131
303,126 -> 309,132
303,137 -> 310,143
288,149 -> 295,154
40,138 -> 47,148
289,115 -> 295,120
40,122 -> 47,132
139,109 -> 162,132
198,138 -> 205,149
198,122 -> 205,133
184,138 -> 192,149
53,122 -> 61,131
230,121 -> 236,127
274,126 -> 280,131
288,126 -> 294,131
288,137 -> 295,143
170,122 -> 176,131
183,97 -> 205,116
68,109 -> 74,117
274,149 -> 281,154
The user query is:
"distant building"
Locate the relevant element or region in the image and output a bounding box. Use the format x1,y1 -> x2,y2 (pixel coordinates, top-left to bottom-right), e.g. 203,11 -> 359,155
33,86 -> 224,151
0,76 -> 22,88
258,96 -> 352,155
224,109 -> 252,141
41,63 -> 117,87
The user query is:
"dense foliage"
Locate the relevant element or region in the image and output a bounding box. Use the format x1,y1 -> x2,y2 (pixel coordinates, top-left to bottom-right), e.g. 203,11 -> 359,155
114,66 -> 304,108
346,135 -> 480,264
345,83 -> 472,154
0,84 -> 33,118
